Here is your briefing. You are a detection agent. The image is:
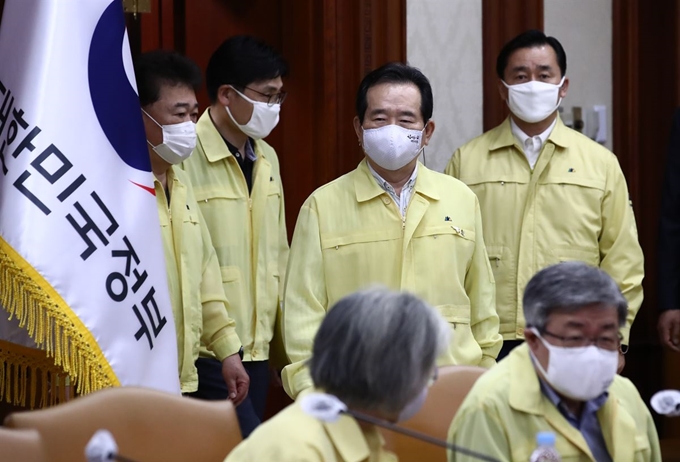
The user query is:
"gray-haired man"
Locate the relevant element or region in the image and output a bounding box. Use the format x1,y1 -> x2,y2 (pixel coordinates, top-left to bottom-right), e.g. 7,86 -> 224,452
448,262 -> 660,462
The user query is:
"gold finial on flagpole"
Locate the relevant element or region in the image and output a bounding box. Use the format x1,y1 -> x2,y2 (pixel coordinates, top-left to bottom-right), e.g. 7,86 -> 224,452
122,0 -> 151,19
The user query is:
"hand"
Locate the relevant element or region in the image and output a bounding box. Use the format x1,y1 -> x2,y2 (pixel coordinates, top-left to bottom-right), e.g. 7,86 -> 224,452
658,310 -> 680,352
221,353 -> 250,406
617,350 -> 625,374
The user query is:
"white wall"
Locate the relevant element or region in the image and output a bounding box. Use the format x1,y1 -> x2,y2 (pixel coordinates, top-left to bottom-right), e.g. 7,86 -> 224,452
544,0 -> 613,151
407,0 -> 483,172
406,0 -> 614,162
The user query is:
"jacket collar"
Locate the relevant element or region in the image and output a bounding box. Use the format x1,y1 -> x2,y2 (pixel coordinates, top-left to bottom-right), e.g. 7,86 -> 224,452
354,159 -> 440,203
196,108 -> 264,163
508,344 -> 545,415
304,387 -> 387,462
323,413 -> 380,462
489,115 -> 571,152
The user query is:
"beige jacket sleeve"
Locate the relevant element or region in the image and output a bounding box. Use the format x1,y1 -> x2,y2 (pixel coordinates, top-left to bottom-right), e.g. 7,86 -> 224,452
599,157 -> 644,344
281,202 -> 328,399
199,213 -> 242,361
269,177 -> 291,370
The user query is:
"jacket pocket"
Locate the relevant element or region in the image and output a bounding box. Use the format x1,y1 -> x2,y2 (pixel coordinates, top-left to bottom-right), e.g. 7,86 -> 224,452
555,246 -> 600,266
539,175 -> 606,190
436,304 -> 482,366
183,209 -> 201,225
321,229 -> 402,249
462,174 -> 528,188
412,225 -> 476,296
320,229 -> 402,302
486,245 -> 507,279
266,261 -> 281,323
486,245 -> 515,325
438,304 -> 470,324
268,181 -> 281,196
220,266 -> 247,329
535,175 -> 605,239
194,187 -> 240,202
413,224 -> 475,242
634,434 -> 650,452
221,266 -> 240,283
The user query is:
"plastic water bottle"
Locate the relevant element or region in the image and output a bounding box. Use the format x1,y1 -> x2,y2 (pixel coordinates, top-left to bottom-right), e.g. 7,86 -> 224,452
529,432 -> 561,462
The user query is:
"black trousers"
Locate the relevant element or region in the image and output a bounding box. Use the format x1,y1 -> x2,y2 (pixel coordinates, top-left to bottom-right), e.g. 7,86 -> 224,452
185,358 -> 270,438
496,339 -> 523,361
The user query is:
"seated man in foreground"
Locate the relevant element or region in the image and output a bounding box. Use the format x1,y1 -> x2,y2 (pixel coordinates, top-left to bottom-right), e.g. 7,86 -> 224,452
226,287 -> 450,461
448,262 -> 660,462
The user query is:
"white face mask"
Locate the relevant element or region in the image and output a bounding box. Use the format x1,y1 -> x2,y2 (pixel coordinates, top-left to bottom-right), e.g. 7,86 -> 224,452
226,87 -> 281,140
143,110 -> 196,165
503,76 -> 566,123
362,124 -> 425,171
397,386 -> 428,422
529,328 -> 617,401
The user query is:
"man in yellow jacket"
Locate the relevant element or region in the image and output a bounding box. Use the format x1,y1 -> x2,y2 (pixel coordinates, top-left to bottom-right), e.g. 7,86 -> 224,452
180,36 -> 289,436
445,30 -> 643,359
282,62 -> 502,400
448,262 -> 660,462
135,52 -> 249,401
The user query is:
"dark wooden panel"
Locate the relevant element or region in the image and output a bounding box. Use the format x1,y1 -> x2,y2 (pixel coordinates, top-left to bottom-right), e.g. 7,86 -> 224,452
613,0 -> 680,440
482,0 -> 543,131
612,0 -> 639,204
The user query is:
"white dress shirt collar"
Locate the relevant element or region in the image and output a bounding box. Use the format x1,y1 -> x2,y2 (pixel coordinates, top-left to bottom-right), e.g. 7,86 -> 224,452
510,117 -> 557,169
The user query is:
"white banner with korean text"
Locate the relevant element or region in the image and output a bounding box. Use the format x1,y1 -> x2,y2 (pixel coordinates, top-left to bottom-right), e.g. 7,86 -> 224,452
0,0 -> 180,397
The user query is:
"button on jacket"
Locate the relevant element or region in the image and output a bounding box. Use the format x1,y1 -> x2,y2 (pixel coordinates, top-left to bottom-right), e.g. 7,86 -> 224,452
282,159 -> 501,399
446,116 -> 644,343
447,344 -> 661,462
180,109 -> 289,363
156,167 -> 241,393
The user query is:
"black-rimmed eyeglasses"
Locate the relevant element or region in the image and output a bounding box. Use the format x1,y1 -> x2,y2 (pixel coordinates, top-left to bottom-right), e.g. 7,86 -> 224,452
541,330 -> 623,352
244,86 -> 287,106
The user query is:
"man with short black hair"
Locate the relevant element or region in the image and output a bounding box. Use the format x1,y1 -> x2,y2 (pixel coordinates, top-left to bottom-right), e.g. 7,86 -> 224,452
134,50 -> 249,403
180,36 -> 289,436
282,62 -> 501,400
445,30 -> 643,361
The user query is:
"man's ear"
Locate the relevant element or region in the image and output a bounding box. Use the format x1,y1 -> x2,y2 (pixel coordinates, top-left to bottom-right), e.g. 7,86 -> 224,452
216,84 -> 232,107
141,106 -> 161,146
559,77 -> 570,99
353,116 -> 363,145
422,119 -> 435,146
524,328 -> 539,350
498,79 -> 509,102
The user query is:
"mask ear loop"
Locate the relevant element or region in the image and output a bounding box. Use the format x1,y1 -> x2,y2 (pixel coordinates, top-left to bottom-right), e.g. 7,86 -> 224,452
420,124 -> 428,167
526,328 -> 551,376
141,109 -> 163,148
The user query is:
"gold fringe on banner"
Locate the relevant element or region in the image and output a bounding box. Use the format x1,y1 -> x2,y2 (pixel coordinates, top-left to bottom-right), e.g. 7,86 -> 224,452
0,237 -> 120,405
0,340 -> 73,408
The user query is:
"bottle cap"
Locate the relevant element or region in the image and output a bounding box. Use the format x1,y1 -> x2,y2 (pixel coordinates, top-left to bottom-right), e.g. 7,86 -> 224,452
536,431 -> 556,446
